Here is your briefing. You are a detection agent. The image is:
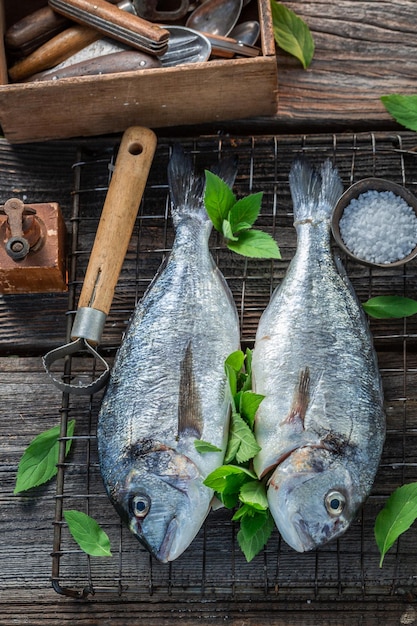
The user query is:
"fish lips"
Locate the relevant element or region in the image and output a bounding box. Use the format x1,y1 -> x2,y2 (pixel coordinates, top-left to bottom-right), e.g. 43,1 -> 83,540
266,446 -> 355,552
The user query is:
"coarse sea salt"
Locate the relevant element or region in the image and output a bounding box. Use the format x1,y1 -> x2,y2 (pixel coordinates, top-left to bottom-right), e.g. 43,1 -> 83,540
339,189 -> 417,264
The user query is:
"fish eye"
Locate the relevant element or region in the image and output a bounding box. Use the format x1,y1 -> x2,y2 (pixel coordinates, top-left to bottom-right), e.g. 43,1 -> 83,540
131,495 -> 151,518
324,490 -> 346,517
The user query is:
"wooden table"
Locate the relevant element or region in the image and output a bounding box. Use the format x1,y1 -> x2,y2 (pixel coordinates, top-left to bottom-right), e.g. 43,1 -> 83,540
2,2 -> 417,625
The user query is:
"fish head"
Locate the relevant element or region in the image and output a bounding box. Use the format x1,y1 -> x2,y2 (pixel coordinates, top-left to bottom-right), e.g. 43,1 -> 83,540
267,446 -> 360,552
109,446 -> 211,562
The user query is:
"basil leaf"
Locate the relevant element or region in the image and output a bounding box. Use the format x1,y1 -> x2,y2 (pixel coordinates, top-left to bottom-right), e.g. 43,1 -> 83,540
375,483 -> 417,567
227,229 -> 281,259
363,295 -> 417,319
381,94 -> 417,132
270,1 -> 315,69
204,170 -> 236,232
228,193 -> 263,232
194,440 -> 222,453
64,510 -> 112,557
14,420 -> 75,494
237,509 -> 275,562
225,412 -> 261,464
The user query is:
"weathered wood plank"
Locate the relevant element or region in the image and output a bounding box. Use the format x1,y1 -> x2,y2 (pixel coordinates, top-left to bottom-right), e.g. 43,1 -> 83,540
0,596 -> 415,625
273,1 -> 417,130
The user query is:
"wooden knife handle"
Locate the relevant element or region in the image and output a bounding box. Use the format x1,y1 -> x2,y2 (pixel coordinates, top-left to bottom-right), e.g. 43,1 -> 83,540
5,6 -> 70,56
8,25 -> 99,82
77,126 -> 157,315
49,0 -> 169,45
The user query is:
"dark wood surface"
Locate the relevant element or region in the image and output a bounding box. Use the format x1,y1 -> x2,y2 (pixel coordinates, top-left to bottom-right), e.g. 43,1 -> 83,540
3,132 -> 417,625
3,2 -> 417,623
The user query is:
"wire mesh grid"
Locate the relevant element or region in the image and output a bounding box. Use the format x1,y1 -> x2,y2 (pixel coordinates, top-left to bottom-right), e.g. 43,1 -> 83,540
51,132 -> 417,602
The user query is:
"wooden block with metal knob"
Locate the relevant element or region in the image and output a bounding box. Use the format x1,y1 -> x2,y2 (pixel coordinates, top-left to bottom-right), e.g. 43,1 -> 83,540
0,199 -> 67,293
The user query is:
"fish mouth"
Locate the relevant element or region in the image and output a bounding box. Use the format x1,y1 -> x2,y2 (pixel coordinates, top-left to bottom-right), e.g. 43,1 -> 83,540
156,516 -> 179,563
285,516 -> 316,552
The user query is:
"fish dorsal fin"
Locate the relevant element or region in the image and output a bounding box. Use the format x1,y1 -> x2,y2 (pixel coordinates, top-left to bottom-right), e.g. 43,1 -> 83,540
178,341 -> 203,439
281,366 -> 310,429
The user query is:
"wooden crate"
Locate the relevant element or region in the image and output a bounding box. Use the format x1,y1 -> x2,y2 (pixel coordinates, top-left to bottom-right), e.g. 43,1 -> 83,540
0,0 -> 278,143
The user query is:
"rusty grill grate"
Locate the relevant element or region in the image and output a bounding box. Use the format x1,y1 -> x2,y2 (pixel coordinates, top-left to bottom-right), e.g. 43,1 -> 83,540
51,132 -> 417,602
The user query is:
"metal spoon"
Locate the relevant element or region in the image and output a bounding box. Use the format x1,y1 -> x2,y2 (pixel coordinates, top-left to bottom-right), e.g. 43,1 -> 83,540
186,0 -> 243,37
159,26 -> 212,66
229,20 -> 260,45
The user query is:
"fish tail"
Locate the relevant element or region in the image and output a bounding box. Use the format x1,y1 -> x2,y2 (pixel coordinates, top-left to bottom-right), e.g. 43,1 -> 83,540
168,144 -> 238,227
289,158 -> 343,223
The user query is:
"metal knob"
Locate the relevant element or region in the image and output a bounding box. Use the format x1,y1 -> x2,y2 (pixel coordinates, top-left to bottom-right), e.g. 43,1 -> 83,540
1,197 -> 40,261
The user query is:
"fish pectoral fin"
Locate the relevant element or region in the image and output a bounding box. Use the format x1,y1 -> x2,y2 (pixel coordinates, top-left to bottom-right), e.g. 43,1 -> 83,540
178,340 -> 203,438
280,367 -> 310,430
210,495 -> 225,511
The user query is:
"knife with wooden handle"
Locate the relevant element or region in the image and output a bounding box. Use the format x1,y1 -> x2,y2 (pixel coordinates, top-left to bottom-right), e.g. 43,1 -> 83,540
8,0 -> 169,82
49,0 -> 169,50
5,6 -> 70,57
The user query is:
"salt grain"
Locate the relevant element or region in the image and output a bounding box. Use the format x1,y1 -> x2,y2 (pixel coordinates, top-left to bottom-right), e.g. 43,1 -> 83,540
339,189 -> 417,264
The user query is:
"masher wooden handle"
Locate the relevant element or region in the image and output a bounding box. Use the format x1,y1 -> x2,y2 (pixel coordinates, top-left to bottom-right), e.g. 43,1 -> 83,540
77,126 -> 157,315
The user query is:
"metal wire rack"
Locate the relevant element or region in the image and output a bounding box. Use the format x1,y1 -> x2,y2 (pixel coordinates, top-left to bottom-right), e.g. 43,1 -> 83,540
51,132 -> 417,602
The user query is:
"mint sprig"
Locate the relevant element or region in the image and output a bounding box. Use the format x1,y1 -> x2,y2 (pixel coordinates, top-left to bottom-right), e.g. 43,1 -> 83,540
203,349 -> 274,562
204,172 -> 281,259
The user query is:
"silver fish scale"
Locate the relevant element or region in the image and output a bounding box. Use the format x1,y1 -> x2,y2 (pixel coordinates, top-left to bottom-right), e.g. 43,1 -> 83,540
252,159 -> 385,552
97,150 -> 239,562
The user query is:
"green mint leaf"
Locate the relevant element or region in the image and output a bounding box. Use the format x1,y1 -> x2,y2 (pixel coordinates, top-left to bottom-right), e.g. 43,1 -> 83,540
239,391 -> 264,428
363,296 -> 417,319
231,221 -> 253,233
14,420 -> 75,494
270,1 -> 315,69
225,350 -> 246,400
227,229 -> 281,259
229,193 -> 263,232
203,464 -> 256,492
375,483 -> 417,567
225,412 -> 261,464
225,350 -> 246,373
240,348 -> 253,393
219,491 -> 241,509
222,219 -> 239,241
194,440 -> 222,453
381,94 -> 417,132
237,509 -> 275,562
204,170 -> 236,232
225,364 -> 238,400
221,474 -> 251,509
232,502 -> 258,521
239,480 -> 269,510
64,510 -> 112,557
